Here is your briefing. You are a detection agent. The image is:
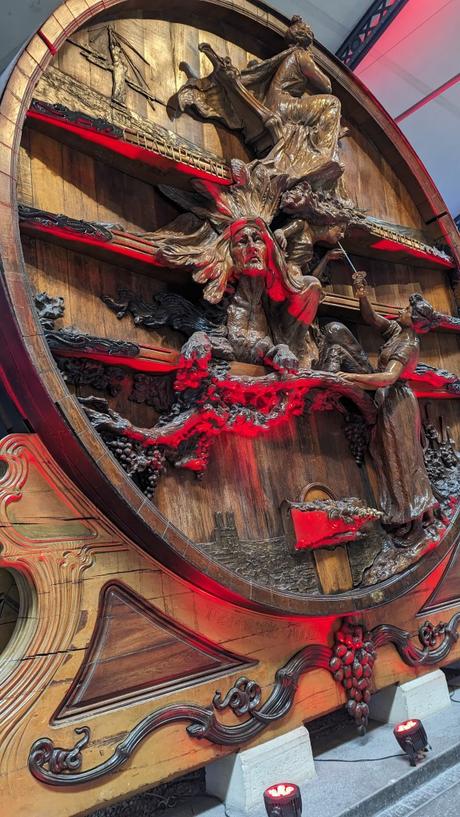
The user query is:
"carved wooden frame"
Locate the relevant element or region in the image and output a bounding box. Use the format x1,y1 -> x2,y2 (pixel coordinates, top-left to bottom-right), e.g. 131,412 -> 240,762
28,612 -> 460,785
0,433 -> 128,779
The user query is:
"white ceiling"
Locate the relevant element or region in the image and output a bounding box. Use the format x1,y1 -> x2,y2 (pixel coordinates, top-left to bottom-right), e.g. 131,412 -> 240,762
267,0 -> 372,51
1,0 -> 459,219
352,0 -> 460,217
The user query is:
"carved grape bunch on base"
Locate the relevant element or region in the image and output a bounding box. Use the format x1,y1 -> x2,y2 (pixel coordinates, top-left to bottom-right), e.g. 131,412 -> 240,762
329,621 -> 376,732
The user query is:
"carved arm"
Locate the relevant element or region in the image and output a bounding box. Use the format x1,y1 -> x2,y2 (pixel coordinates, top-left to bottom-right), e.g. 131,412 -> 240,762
354,279 -> 390,333
340,360 -> 404,390
298,50 -> 332,94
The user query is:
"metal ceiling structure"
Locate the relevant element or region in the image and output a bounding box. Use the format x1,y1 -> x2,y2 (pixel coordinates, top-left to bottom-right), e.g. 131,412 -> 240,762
0,0 -> 459,220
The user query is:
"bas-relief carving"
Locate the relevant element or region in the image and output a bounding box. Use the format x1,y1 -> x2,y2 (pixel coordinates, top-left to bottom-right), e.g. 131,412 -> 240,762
56,583 -> 255,719
25,12 -> 460,600
0,434 -> 128,778
68,26 -> 158,110
4,5 -> 460,803
319,275 -> 439,532
29,612 -> 460,784
177,16 -> 345,184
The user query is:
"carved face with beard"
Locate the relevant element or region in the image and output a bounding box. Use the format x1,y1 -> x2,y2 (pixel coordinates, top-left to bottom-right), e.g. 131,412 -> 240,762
230,223 -> 268,276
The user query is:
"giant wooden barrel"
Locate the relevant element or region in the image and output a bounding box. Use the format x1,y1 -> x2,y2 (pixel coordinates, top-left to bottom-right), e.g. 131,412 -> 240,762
1,2 -> 460,814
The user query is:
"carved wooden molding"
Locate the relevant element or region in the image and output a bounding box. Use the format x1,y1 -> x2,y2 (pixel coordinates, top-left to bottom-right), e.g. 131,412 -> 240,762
0,434 -> 128,777
29,613 -> 460,785
55,582 -> 257,719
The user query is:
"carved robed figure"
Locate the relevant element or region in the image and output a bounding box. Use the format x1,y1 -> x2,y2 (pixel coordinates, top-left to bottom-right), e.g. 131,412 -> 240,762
177,16 -> 345,186
320,280 -> 438,530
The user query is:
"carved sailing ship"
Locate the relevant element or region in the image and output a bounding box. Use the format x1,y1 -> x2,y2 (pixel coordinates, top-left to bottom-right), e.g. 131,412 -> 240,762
1,2 -> 460,815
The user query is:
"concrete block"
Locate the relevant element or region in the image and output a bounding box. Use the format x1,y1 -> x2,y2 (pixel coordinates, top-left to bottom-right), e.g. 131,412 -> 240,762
206,726 -> 315,817
369,670 -> 451,723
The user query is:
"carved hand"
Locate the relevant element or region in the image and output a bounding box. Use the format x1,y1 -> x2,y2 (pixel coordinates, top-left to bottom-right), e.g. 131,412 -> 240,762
326,248 -> 344,263
351,271 -> 368,298
274,228 -> 288,251
176,331 -> 212,391
264,344 -> 299,374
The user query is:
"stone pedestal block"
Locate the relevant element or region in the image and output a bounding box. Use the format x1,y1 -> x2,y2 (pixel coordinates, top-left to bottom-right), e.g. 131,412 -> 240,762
206,726 -> 315,817
369,669 -> 451,723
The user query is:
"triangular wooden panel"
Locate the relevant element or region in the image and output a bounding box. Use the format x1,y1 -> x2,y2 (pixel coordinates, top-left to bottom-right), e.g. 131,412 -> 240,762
419,541 -> 460,614
55,583 -> 255,719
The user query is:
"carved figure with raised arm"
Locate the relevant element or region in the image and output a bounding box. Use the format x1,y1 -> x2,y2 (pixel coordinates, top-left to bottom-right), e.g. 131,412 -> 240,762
177,16 -> 345,188
319,274 -> 438,531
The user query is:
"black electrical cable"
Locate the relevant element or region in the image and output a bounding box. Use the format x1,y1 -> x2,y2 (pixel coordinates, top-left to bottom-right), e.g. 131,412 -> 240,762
315,753 -> 405,763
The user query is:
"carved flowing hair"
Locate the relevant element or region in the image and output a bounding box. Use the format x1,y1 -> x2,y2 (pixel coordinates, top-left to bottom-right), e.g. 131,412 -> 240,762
149,160 -> 307,303
408,293 -> 442,333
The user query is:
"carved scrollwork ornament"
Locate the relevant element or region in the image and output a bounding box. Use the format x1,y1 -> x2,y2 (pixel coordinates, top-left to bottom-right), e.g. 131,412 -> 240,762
28,613 -> 460,785
418,621 -> 447,648
213,676 -> 262,715
29,727 -> 90,778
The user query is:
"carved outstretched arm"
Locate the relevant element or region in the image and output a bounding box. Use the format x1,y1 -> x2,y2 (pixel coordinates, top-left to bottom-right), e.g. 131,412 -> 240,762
339,360 -> 404,391
353,278 -> 390,334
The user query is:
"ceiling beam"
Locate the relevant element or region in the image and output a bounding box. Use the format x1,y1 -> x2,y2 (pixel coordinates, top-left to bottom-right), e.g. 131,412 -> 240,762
394,72 -> 460,123
336,0 -> 409,69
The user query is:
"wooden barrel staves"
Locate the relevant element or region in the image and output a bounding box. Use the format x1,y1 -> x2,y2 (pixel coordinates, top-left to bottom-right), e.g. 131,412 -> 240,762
1,2 -> 460,813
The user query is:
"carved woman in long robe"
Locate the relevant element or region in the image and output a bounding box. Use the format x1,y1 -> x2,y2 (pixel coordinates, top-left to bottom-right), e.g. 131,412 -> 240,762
319,283 -> 437,530
177,16 -> 343,187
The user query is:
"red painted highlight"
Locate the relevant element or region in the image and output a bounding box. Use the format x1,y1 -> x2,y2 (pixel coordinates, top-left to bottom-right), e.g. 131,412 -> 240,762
370,238 -> 453,267
37,29 -> 58,55
26,111 -> 232,186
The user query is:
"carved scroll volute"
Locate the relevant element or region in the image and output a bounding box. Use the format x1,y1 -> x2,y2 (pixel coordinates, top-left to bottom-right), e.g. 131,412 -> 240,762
0,434 -> 126,778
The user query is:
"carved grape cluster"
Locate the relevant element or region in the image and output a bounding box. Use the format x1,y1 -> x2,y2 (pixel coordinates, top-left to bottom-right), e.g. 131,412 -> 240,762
423,421 -> 458,481
343,412 -> 369,467
329,622 -> 375,731
103,434 -> 166,499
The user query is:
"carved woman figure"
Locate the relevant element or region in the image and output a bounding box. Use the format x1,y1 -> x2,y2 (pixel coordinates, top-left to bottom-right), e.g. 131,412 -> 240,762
260,15 -> 343,184
177,16 -> 344,187
319,279 -> 437,531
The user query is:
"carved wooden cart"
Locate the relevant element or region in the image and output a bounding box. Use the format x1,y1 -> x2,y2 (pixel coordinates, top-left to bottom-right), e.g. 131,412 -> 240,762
1,2 -> 460,815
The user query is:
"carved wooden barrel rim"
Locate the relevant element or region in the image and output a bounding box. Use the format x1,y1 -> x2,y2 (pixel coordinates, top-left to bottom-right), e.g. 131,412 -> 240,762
0,0 -> 459,615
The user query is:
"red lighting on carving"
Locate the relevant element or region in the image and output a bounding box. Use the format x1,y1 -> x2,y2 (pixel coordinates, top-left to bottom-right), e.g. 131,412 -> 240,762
19,221 -> 164,267
396,719 -> 418,733
266,784 -> 296,799
370,239 -> 453,267
55,349 -> 178,373
290,508 -> 363,550
26,111 -> 232,186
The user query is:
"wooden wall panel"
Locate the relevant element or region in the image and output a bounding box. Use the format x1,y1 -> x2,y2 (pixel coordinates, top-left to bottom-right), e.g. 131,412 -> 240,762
335,122 -> 424,229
